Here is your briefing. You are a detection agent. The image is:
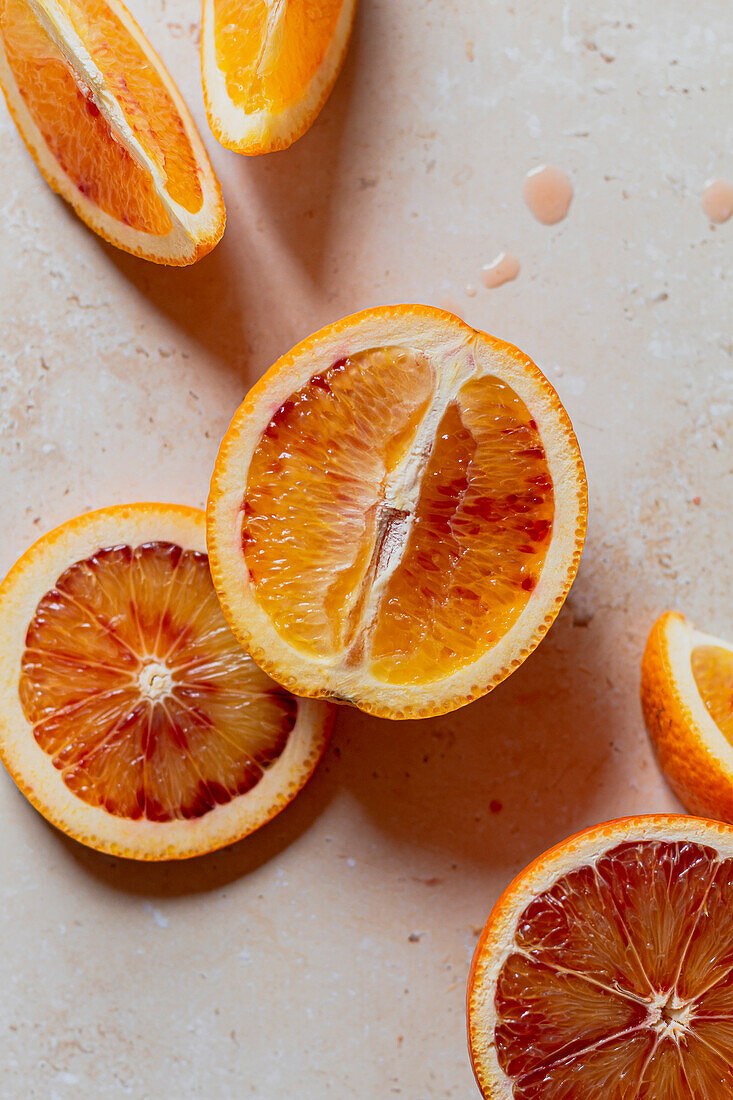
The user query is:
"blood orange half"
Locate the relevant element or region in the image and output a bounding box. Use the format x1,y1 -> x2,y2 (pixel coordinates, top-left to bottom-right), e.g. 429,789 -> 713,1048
207,305 -> 588,719
0,504 -> 331,859
468,815 -> 733,1099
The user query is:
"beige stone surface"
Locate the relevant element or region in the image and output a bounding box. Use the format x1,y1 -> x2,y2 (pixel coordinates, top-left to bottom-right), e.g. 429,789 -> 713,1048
0,0 -> 730,1096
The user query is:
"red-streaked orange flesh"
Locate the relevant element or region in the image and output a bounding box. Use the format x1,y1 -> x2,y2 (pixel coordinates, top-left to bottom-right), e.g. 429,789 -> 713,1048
692,645 -> 733,744
493,838 -> 733,1097
214,0 -> 343,114
0,0 -> 172,232
242,346 -> 554,686
56,0 -> 204,214
19,540 -> 296,821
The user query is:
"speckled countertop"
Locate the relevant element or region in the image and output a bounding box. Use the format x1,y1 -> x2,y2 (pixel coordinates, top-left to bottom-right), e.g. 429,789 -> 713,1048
0,0 -> 730,1096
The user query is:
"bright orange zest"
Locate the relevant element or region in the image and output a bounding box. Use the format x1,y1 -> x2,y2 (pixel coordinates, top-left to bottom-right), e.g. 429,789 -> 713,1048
0,0 -> 224,262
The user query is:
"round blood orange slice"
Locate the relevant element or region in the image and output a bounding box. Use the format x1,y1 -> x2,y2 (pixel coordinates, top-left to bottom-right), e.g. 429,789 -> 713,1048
0,0 -> 225,264
468,814 -> 733,1099
207,305 -> 588,719
0,504 -> 331,860
201,0 -> 357,154
642,611 -> 733,822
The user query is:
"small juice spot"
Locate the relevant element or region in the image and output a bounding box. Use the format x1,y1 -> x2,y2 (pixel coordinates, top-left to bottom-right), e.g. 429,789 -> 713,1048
523,165 -> 574,225
701,179 -> 733,224
482,252 -> 520,289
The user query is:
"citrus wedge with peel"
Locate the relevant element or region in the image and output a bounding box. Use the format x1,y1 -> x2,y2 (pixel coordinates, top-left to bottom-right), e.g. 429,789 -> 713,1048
201,0 -> 357,154
0,503 -> 332,860
468,814 -> 733,1099
207,305 -> 588,720
642,611 -> 733,823
0,0 -> 225,264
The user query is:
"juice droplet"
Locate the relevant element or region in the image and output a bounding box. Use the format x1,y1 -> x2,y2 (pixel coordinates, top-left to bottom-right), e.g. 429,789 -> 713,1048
482,252 -> 520,289
465,284 -> 477,298
523,165 -> 573,225
701,179 -> 733,224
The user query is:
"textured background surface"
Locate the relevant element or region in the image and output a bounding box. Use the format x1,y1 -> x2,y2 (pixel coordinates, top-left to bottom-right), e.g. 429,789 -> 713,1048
0,0 -> 730,1095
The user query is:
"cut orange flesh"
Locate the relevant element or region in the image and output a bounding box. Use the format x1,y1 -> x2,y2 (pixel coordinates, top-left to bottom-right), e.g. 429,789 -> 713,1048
691,646 -> 733,743
0,505 -> 331,859
468,816 -> 733,1099
202,0 -> 357,154
643,613 -> 733,823
208,306 -> 587,719
0,0 -> 225,263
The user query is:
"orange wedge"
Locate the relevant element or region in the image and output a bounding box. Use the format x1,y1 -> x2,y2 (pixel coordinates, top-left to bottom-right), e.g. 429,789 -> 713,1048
207,305 -> 588,719
201,0 -> 357,154
0,0 -> 225,264
0,503 -> 332,860
642,611 -> 733,823
468,814 -> 733,1099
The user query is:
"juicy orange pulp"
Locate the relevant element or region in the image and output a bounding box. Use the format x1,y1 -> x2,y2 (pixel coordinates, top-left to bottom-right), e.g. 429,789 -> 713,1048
214,0 -> 343,113
495,839 -> 733,1097
243,346 -> 554,686
19,541 -> 296,821
692,645 -> 733,743
0,0 -> 202,232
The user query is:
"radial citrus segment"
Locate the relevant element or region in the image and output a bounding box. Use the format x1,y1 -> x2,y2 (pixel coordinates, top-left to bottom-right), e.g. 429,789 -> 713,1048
208,305 -> 587,719
0,0 -> 224,262
642,612 -> 733,823
0,505 -> 331,859
202,0 -> 357,154
468,817 -> 733,1100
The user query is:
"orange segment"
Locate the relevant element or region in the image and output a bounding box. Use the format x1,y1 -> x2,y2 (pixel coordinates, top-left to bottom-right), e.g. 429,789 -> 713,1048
0,0 -> 170,233
369,376 -> 554,684
468,817 -> 733,1100
243,347 -> 435,659
214,0 -> 343,114
692,645 -> 733,742
57,0 -> 204,214
0,505 -> 332,859
642,613 -> 733,823
201,0 -> 357,154
208,305 -> 587,719
0,0 -> 224,263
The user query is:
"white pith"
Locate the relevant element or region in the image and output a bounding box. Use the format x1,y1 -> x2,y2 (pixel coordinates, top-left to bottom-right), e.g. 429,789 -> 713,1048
467,815 -> 733,1099
0,0 -> 224,262
201,0 -> 357,153
0,503 -> 331,860
208,307 -> 588,717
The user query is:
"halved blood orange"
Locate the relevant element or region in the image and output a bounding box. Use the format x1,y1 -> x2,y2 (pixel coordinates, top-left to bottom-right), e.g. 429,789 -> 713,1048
643,611 -> 733,822
0,504 -> 331,860
0,0 -> 225,264
207,305 -> 588,719
201,0 -> 357,154
468,815 -> 733,1099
